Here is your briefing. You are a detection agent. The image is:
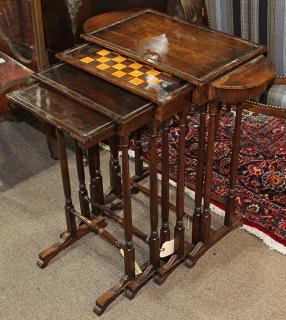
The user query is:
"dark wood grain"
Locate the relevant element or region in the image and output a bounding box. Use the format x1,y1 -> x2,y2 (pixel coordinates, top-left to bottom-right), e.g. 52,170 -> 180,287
34,63 -> 153,125
56,43 -> 189,104
192,104 -> 207,245
224,103 -> 243,226
75,141 -> 90,219
120,134 -> 136,279
7,84 -> 115,147
83,10 -> 265,86
210,56 -> 275,103
56,128 -> 76,237
160,120 -> 171,245
174,109 -> 188,256
84,11 -> 140,33
149,120 -> 160,268
200,101 -> 218,244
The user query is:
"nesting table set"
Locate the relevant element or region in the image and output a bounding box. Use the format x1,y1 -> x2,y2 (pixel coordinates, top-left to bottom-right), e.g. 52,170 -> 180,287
7,10 -> 275,316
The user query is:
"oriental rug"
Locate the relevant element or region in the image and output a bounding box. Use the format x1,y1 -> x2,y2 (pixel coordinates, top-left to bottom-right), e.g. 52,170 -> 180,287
137,109 -> 286,254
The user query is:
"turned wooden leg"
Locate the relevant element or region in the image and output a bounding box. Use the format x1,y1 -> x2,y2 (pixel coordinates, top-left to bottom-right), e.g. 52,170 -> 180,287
149,120 -> 160,268
174,109 -> 188,257
37,128 -> 77,268
160,120 -> 171,245
192,104 -> 207,245
155,109 -> 190,284
75,141 -> 90,219
94,145 -> 104,204
134,129 -> 144,178
225,103 -> 243,226
214,103 -> 222,141
200,101 -> 219,244
57,129 -> 76,236
88,145 -> 104,215
45,123 -> 59,160
120,135 -> 136,279
123,123 -> 160,298
109,135 -> 123,198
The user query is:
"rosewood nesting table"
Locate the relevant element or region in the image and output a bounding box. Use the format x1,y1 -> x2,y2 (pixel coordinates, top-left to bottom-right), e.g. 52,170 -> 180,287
6,9 -> 275,316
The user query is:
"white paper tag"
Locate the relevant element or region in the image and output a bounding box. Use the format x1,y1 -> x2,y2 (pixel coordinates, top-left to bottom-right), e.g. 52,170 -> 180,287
119,249 -> 142,275
160,239 -> 175,258
0,58 -> 5,64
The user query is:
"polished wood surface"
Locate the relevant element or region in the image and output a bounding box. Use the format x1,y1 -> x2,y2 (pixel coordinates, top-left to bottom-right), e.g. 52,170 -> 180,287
7,83 -> 115,147
34,63 -> 152,125
210,56 -> 275,103
83,10 -> 265,85
211,56 -> 275,90
84,11 -> 140,33
56,43 -> 189,104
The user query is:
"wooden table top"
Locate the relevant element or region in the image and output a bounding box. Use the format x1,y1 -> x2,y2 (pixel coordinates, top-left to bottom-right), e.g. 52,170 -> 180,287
211,56 -> 275,90
56,43 -> 190,105
34,63 -> 154,125
82,9 -> 266,86
7,84 -> 115,147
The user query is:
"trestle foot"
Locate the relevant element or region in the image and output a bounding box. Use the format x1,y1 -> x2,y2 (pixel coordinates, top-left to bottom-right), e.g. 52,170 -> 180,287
155,242 -> 192,285
185,242 -> 204,268
154,254 -> 181,285
94,275 -> 130,316
125,264 -> 156,299
37,218 -> 106,269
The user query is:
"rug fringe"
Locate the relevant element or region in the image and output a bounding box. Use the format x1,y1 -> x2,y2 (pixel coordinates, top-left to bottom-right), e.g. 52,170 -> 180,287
241,225 -> 286,255
101,146 -> 286,255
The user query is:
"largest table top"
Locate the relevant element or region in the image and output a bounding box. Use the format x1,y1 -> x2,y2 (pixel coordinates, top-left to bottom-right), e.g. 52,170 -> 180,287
83,10 -> 266,86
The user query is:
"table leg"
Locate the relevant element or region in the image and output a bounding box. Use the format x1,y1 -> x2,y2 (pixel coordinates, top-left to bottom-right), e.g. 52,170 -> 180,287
200,101 -> 219,244
225,103 -> 243,226
149,120 -> 160,268
94,135 -> 137,315
57,129 -> 76,236
155,109 -> 190,284
134,129 -> 144,178
45,122 -> 58,160
124,122 -> 161,298
75,141 -> 90,219
120,135 -> 136,279
88,145 -> 104,215
160,120 -> 171,245
192,104 -> 207,245
174,109 -> 188,256
109,135 -> 123,198
37,129 -> 78,268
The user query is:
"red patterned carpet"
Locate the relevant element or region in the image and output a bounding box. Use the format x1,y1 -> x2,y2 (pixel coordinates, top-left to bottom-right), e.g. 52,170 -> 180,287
139,109 -> 286,251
